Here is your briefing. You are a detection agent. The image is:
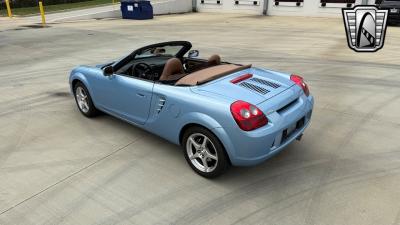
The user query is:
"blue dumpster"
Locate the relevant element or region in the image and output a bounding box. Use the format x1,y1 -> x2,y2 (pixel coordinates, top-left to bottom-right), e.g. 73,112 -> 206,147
121,0 -> 153,20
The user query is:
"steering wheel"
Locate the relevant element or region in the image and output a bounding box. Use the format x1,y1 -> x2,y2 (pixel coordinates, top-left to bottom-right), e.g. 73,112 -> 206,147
132,63 -> 153,80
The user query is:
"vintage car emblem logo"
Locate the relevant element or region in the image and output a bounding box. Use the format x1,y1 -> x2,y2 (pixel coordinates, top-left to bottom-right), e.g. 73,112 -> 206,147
342,5 -> 389,52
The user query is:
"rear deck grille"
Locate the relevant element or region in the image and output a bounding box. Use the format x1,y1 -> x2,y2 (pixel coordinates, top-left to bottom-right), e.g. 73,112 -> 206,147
239,82 -> 270,95
250,77 -> 281,89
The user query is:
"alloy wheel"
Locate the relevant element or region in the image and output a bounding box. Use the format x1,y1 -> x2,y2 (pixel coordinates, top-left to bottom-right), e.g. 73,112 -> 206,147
186,133 -> 219,173
75,86 -> 90,113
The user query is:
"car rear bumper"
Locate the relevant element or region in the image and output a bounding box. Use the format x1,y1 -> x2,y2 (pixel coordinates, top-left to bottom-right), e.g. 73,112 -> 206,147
214,94 -> 314,166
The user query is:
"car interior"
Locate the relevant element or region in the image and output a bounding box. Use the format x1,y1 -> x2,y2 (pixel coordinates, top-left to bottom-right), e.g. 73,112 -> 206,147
112,42 -> 245,86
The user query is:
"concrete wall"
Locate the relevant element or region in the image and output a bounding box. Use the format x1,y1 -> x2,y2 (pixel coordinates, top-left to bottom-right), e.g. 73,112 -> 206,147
49,0 -> 378,22
267,0 -> 361,17
52,0 -> 192,22
153,0 -> 193,14
196,0 -> 378,17
196,0 -> 263,15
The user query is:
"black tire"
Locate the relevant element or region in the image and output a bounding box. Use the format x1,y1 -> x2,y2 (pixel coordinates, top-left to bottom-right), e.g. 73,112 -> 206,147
73,82 -> 99,117
182,126 -> 230,178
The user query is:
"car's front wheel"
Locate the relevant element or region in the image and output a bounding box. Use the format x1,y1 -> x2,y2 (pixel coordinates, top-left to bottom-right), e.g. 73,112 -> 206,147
182,126 -> 229,178
73,82 -> 99,117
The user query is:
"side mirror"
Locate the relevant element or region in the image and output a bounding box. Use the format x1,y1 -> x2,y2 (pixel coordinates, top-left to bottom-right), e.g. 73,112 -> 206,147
103,65 -> 114,76
188,50 -> 199,58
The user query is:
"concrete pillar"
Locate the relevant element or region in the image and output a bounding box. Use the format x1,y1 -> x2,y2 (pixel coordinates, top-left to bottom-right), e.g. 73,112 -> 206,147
263,0 -> 268,15
193,0 -> 197,12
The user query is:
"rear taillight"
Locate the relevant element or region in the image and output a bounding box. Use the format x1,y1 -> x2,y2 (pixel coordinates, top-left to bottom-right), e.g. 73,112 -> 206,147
290,74 -> 309,96
230,100 -> 268,131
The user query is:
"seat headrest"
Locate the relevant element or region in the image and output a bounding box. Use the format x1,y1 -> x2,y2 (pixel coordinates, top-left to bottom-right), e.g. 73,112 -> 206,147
208,54 -> 221,66
159,58 -> 184,81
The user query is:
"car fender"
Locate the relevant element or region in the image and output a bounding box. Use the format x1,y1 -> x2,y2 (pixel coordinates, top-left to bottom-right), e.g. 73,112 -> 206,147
69,72 -> 93,97
175,112 -> 222,143
178,112 -> 223,132
209,127 -> 237,164
177,112 -> 236,163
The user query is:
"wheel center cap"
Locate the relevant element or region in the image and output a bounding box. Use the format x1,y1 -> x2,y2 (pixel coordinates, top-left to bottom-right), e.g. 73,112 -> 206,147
197,147 -> 207,158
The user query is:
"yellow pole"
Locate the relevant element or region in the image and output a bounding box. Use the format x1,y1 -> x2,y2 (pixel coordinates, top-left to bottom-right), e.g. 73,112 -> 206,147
5,0 -> 12,18
39,1 -> 46,27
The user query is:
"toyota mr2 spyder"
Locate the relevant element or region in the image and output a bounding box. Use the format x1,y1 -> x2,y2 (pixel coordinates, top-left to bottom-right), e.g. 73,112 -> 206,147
69,41 -> 314,178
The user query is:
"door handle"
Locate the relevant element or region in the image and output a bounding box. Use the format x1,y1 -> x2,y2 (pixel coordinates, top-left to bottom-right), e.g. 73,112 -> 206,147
136,93 -> 145,97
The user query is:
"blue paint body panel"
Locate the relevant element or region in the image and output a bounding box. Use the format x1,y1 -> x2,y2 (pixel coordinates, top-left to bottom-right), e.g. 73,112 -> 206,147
69,64 -> 314,166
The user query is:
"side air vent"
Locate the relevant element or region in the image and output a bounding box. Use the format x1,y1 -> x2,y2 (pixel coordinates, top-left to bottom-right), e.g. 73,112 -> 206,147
250,77 -> 281,89
156,97 -> 166,114
239,82 -> 269,95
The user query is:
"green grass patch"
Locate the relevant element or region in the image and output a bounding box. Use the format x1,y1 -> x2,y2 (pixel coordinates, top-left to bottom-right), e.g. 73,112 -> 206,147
0,0 -> 120,16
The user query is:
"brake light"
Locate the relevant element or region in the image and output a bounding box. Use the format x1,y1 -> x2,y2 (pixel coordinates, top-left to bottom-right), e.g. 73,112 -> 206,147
290,74 -> 309,96
230,100 -> 268,131
230,73 -> 253,84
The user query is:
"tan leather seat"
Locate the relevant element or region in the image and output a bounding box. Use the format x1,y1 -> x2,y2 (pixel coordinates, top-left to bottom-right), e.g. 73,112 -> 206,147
207,54 -> 221,67
159,58 -> 185,81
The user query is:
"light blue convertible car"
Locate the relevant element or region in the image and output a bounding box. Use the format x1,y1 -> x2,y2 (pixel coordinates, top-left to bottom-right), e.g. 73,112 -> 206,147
69,41 -> 314,178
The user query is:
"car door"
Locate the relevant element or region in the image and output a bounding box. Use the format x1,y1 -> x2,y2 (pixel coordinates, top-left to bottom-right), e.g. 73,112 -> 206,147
92,73 -> 154,125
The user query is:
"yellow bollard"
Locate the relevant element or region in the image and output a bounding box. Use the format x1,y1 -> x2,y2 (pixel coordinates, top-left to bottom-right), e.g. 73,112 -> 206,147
5,0 -> 12,18
39,1 -> 46,27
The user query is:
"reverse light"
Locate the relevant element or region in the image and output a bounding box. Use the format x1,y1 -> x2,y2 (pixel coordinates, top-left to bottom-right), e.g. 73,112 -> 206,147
290,74 -> 309,96
230,100 -> 268,131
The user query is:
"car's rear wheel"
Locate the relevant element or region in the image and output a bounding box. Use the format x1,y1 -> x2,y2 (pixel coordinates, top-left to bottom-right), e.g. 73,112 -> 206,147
182,126 -> 229,178
74,82 -> 99,117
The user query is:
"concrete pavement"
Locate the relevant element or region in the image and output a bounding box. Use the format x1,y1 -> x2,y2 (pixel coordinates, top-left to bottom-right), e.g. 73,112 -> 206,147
0,13 -> 400,225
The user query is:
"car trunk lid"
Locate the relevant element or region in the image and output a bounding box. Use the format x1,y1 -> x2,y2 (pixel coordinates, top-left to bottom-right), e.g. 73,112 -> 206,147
192,67 -> 296,105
